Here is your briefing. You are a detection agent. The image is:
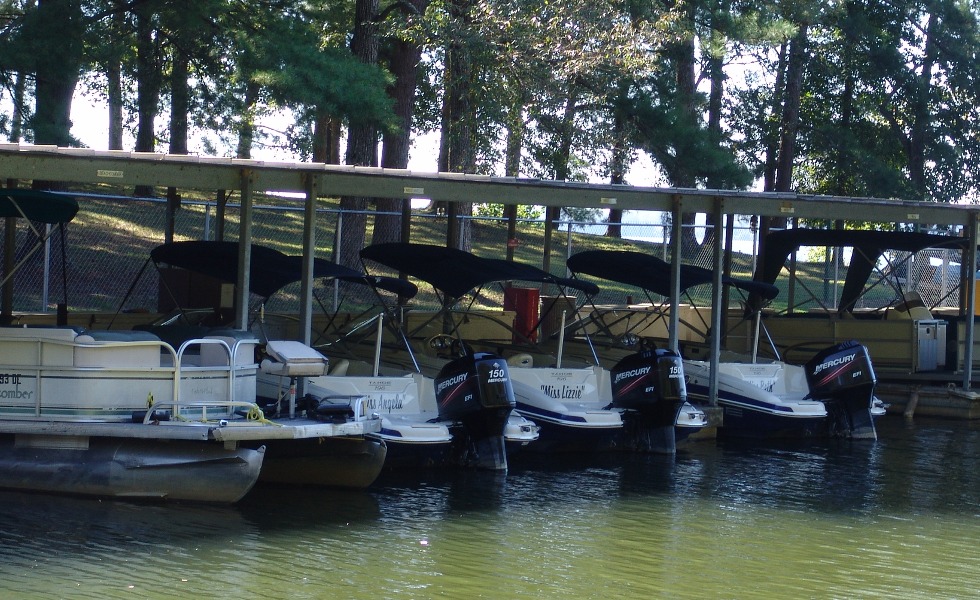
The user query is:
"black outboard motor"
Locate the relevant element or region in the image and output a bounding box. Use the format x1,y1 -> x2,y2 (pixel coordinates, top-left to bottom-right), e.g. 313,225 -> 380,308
610,348 -> 687,454
804,340 -> 877,440
434,351 -> 516,470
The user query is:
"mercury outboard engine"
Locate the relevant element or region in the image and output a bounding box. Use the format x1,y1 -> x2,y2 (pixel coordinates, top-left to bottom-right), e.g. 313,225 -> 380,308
610,348 -> 687,453
434,351 -> 516,470
805,340 -> 877,440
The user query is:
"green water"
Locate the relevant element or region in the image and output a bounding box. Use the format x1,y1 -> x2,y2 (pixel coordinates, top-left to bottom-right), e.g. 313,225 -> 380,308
1,416 -> 978,599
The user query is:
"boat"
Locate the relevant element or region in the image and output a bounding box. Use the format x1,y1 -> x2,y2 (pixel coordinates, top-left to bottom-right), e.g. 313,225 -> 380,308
144,240 -> 520,471
359,242 -> 692,454
0,190 -> 386,501
566,249 -> 881,440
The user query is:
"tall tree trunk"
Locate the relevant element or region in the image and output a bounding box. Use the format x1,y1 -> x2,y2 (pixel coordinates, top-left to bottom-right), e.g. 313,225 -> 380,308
908,9 -> 936,201
672,11 -> 699,257
337,0 -> 380,269
134,3 -> 162,197
33,0 -> 82,147
834,70 -> 854,195
10,0 -> 33,143
11,71 -> 26,143
504,99 -> 524,259
312,110 -> 342,164
375,0 -> 428,246
763,41 -> 788,192
542,89 -> 577,274
107,59 -> 123,150
236,81 -> 260,159
134,5 -> 161,153
107,5 -> 126,150
165,41 -> 189,243
439,0 -> 476,250
606,104 -> 628,239
774,22 -> 809,193
703,27 -> 726,252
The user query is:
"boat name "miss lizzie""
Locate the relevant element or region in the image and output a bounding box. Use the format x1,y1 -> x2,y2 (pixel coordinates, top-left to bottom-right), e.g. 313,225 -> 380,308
539,384 -> 585,400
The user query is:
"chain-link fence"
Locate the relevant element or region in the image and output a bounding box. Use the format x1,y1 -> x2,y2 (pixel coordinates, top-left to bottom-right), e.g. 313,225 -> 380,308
1,193 -> 966,322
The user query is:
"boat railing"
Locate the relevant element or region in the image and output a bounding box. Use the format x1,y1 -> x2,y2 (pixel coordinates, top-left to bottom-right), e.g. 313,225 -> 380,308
0,328 -> 261,420
172,336 -> 260,418
138,398 -> 271,426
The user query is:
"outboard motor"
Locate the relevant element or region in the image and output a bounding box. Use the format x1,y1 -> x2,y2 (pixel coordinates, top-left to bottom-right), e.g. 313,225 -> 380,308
805,340 -> 877,440
610,348 -> 687,453
434,351 -> 516,470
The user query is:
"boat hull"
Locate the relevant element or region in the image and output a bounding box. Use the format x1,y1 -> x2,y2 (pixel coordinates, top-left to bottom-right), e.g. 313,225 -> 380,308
684,360 -> 828,439
0,434 -> 264,503
251,436 -> 387,489
514,406 -> 622,452
714,401 -> 825,439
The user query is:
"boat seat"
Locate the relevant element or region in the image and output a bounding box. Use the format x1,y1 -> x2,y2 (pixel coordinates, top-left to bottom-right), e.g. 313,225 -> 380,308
260,340 -> 328,377
887,293 -> 934,321
76,330 -> 161,342
74,330 -> 163,368
329,358 -> 350,376
133,324 -> 210,348
202,329 -> 261,366
0,326 -> 83,367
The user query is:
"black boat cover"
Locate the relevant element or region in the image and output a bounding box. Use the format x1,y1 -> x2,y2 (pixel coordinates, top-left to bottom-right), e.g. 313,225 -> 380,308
151,241 -> 417,299
755,229 -> 968,312
360,242 -> 600,300
566,249 -> 779,300
0,189 -> 78,223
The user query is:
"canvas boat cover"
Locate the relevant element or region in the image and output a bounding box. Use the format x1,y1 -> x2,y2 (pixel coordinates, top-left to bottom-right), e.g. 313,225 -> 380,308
0,188 -> 79,223
151,241 -> 417,300
566,249 -> 779,301
360,242 -> 600,300
754,229 -> 968,313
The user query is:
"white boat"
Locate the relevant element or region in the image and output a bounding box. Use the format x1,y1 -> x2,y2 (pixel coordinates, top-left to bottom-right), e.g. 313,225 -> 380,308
675,401 -> 709,443
0,324 -> 384,501
359,242 -> 693,454
566,250 -> 882,440
0,197 -> 388,501
146,240 -> 521,472
266,351 -> 529,470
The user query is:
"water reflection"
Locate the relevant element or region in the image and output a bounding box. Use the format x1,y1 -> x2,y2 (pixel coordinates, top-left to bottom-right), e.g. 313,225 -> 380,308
0,416 -> 978,598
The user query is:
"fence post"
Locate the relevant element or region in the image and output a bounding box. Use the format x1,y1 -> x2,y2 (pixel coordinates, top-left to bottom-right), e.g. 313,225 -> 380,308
333,210 -> 343,312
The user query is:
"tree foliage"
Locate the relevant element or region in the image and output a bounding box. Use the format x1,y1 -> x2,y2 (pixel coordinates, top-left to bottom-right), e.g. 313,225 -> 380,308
0,0 -> 974,208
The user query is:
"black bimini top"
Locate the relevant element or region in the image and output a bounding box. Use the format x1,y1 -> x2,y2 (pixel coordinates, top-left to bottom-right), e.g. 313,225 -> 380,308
360,243 -> 600,300
756,229 -> 967,312
0,188 -> 79,224
151,241 -> 417,299
567,249 -> 779,301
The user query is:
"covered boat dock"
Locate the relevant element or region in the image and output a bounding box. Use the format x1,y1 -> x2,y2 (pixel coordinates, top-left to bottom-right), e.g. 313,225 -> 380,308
0,144 -> 978,418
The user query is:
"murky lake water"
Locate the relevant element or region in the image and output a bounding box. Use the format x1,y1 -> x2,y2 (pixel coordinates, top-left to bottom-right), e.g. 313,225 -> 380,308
1,416 -> 978,599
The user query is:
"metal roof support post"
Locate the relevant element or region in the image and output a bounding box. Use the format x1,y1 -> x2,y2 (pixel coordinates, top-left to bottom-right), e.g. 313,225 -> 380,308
299,174 -> 317,346
709,197 -> 725,406
963,213 -> 979,389
2,217 -> 13,323
669,195 -> 683,352
234,169 -> 254,330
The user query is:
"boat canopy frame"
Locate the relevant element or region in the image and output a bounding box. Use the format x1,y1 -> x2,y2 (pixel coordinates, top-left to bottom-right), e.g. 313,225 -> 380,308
566,249 -> 781,359
359,242 -> 602,367
750,229 -> 971,317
